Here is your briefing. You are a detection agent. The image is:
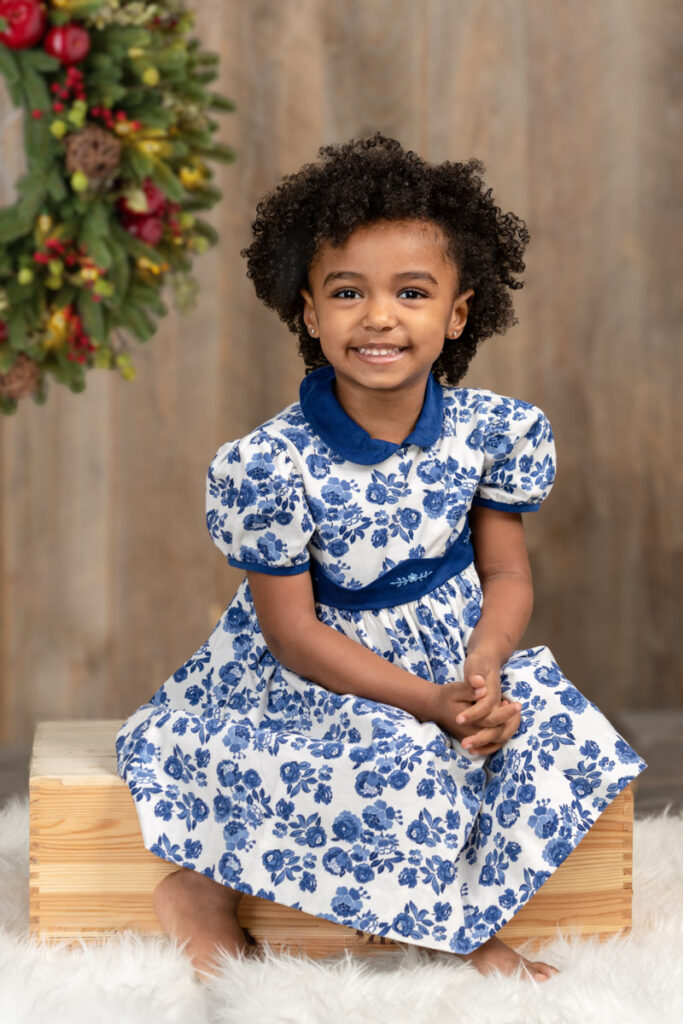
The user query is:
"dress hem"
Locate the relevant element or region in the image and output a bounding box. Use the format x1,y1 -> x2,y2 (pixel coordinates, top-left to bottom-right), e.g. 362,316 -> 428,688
121,748 -> 645,958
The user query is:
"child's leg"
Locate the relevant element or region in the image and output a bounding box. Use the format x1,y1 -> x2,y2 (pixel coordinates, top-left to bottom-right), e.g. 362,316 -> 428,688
153,868 -> 257,979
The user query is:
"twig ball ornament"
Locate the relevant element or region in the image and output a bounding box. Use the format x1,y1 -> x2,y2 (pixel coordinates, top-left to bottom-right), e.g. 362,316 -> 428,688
0,0 -> 236,413
63,123 -> 121,180
0,350 -> 41,399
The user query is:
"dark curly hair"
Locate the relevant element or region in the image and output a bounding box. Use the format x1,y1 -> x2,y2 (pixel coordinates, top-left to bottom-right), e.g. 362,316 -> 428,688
241,131 -> 530,385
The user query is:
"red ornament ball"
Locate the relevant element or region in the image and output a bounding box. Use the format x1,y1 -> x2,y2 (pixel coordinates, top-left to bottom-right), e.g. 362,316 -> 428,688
123,214 -> 164,247
43,23 -> 90,65
0,0 -> 47,49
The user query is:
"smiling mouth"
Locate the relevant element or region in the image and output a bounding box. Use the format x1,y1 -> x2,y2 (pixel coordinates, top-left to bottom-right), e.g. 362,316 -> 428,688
351,346 -> 407,360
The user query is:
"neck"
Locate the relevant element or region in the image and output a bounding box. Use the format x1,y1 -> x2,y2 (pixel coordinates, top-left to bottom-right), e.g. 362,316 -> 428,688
332,375 -> 429,445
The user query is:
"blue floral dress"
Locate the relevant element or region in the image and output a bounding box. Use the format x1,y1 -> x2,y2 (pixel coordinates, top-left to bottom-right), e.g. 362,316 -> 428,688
115,364 -> 647,955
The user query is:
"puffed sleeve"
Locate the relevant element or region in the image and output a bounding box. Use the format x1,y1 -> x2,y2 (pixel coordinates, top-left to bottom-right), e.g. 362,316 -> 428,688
471,397 -> 556,512
206,431 -> 315,574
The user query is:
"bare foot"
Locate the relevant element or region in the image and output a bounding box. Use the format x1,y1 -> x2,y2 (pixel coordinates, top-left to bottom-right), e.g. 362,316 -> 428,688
458,935 -> 560,982
152,867 -> 257,979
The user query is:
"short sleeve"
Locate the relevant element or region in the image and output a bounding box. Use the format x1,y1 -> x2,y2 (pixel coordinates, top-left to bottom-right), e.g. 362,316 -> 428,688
206,431 -> 315,575
471,399 -> 556,512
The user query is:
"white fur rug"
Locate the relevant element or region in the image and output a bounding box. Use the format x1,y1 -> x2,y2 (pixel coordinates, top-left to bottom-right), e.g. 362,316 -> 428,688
1,794 -> 681,1024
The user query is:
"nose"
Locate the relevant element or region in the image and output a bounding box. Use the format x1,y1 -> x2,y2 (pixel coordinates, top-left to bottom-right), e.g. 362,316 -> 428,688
362,296 -> 397,332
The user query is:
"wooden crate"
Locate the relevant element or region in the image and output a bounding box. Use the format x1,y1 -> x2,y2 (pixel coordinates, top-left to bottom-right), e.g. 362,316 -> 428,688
29,720 -> 634,957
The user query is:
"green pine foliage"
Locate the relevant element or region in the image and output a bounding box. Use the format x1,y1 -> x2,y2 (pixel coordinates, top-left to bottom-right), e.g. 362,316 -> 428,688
0,0 -> 235,414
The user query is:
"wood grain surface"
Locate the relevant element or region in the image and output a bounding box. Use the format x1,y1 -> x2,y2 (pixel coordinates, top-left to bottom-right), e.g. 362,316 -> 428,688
1,0 -> 681,744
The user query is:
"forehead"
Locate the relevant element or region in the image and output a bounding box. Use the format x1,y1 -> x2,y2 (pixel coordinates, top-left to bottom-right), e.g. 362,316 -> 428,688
310,218 -> 455,274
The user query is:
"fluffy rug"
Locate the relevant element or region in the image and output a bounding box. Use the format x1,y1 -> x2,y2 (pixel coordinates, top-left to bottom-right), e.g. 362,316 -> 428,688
0,794 -> 681,1024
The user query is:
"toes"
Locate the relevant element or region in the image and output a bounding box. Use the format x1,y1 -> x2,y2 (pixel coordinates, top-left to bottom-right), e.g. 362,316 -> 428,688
529,960 -> 558,981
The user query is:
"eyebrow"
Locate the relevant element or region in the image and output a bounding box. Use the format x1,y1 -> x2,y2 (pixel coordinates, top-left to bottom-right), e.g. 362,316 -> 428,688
322,270 -> 439,287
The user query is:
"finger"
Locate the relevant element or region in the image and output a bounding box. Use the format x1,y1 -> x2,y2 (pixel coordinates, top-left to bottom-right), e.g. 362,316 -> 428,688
499,710 -> 522,742
479,702 -> 522,728
478,709 -> 522,751
456,694 -> 497,724
468,672 -> 488,696
468,742 -> 502,756
461,725 -> 504,752
478,714 -> 519,752
465,726 -> 511,755
450,680 -> 478,701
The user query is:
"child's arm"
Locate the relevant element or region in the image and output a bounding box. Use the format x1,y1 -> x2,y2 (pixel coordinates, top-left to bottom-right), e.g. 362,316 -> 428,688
246,568 -> 452,723
247,568 -> 521,748
453,505 -> 534,732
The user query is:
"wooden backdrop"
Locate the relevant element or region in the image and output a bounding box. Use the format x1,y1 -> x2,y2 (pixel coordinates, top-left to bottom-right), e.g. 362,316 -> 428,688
1,0 -> 680,745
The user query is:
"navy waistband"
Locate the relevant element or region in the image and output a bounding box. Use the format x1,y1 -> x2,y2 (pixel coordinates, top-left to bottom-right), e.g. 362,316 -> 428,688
310,524 -> 474,610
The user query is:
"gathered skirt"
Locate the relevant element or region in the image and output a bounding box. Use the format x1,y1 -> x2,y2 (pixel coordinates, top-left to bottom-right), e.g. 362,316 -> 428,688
116,588 -> 647,955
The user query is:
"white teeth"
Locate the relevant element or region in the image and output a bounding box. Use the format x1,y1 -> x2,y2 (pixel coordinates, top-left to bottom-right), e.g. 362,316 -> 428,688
356,347 -> 402,356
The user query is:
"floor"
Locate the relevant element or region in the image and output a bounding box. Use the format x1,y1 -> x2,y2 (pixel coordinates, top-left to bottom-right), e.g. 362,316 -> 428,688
2,710 -> 681,817
612,710 -> 683,817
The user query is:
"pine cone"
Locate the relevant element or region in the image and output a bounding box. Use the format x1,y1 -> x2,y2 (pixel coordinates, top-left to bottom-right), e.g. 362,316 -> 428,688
64,124 -> 122,180
0,353 -> 41,400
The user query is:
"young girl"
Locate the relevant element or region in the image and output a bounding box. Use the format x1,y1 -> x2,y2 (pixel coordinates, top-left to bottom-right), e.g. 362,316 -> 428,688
116,132 -> 647,984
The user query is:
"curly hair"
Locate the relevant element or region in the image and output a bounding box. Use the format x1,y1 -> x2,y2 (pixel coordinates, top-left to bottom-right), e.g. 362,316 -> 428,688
241,131 -> 530,385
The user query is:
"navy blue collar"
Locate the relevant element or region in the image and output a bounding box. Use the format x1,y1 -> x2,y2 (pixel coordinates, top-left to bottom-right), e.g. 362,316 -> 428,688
298,364 -> 444,465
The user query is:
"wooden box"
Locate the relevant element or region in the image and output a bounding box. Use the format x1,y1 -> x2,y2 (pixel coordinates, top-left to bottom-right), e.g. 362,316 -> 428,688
29,720 -> 635,957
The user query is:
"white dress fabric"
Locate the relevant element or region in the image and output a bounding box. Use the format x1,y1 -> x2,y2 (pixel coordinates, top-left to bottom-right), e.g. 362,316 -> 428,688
116,365 -> 647,955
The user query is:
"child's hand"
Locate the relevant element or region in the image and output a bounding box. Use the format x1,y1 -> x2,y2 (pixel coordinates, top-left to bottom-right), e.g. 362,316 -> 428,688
458,698 -> 521,756
455,652 -> 503,727
433,682 -> 521,756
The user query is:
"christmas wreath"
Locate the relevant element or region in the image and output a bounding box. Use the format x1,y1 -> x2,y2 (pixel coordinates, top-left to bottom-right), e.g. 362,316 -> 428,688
0,0 -> 234,413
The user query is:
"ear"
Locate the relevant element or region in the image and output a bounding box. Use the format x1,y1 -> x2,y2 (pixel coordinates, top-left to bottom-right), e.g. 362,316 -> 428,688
449,287 -> 474,335
299,285 -> 318,334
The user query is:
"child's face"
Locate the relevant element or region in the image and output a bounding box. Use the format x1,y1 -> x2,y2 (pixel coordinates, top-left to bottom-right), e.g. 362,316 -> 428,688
299,218 -> 473,401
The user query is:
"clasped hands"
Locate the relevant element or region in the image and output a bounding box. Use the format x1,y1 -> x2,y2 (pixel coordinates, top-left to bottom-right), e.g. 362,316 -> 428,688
430,653 -> 522,757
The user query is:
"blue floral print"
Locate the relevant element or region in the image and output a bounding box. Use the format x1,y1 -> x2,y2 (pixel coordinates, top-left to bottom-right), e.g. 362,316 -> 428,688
116,371 -> 647,956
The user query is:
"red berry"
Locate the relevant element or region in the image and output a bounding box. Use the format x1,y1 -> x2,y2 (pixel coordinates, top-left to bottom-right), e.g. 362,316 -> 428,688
0,0 -> 47,50
0,320 -> 7,343
31,109 -> 43,119
44,24 -> 90,66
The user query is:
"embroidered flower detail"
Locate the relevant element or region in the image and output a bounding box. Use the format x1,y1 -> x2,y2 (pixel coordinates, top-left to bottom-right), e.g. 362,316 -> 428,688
390,570 -> 433,587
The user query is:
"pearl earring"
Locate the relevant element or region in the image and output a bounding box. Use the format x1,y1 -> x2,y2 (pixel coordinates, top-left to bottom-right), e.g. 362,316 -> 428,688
310,328 -> 316,336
